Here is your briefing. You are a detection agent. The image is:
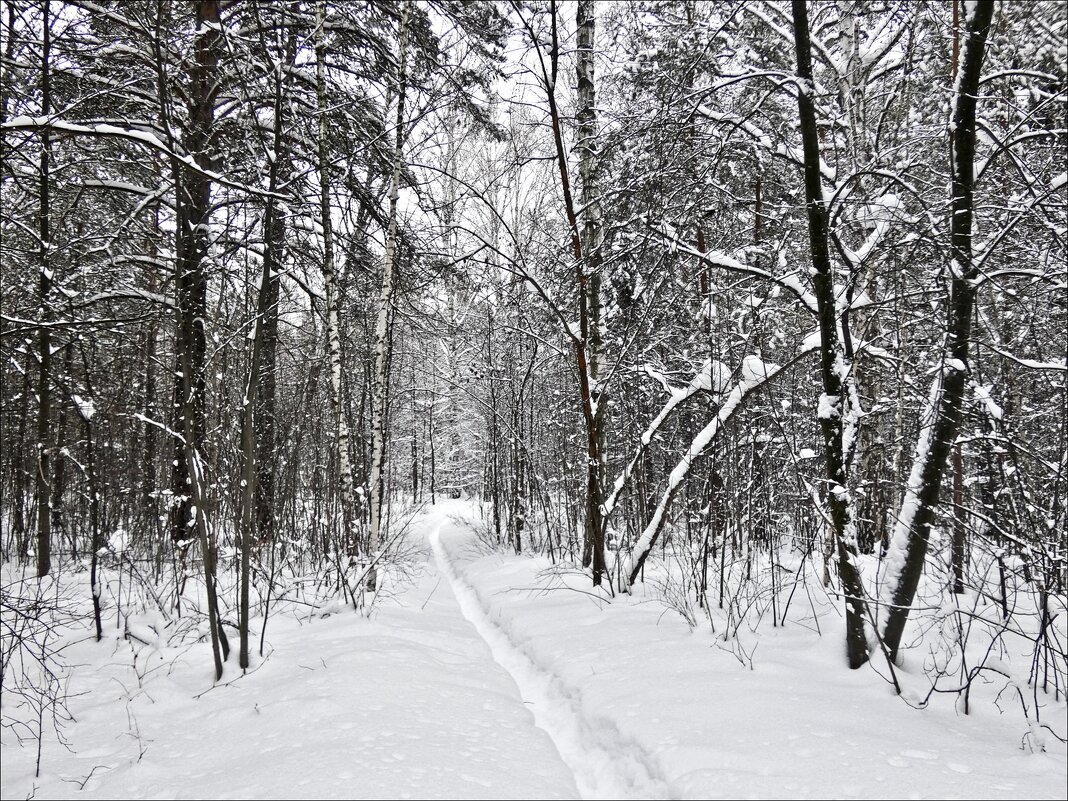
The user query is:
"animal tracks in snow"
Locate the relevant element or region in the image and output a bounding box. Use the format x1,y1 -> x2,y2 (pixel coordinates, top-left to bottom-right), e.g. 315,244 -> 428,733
430,525 -> 672,801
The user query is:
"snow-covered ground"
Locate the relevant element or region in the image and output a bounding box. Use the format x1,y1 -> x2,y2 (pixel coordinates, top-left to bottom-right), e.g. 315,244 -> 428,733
2,500 -> 1065,800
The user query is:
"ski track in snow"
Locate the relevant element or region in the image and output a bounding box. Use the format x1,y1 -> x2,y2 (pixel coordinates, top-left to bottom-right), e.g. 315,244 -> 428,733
430,522 -> 672,801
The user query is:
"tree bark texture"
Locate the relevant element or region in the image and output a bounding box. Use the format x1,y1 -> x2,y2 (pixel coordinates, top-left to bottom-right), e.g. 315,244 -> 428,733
317,0 -> 360,560
367,0 -> 409,591
791,0 -> 871,669
881,0 -> 995,663
575,0 -> 607,586
34,0 -> 52,577
170,0 -> 218,548
252,4 -> 296,547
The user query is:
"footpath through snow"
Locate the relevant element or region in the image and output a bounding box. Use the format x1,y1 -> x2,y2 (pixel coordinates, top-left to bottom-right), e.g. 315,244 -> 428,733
430,523 -> 669,799
430,501 -> 1067,801
3,500 -> 1066,800
1,507 -> 578,800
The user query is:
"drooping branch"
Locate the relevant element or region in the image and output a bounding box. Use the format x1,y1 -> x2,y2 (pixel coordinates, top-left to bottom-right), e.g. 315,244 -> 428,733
621,351 -> 813,589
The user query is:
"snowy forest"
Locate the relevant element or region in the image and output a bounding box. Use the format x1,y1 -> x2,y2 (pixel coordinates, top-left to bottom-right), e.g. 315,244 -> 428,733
1,0 -> 1066,798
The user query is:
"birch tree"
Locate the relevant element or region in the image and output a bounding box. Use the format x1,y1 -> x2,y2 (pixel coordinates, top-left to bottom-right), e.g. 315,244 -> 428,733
510,0 -> 610,586
316,0 -> 361,563
366,0 -> 410,592
575,0 -> 608,585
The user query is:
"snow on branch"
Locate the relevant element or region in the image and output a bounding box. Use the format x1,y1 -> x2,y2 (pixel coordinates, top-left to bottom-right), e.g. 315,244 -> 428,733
1,116 -> 285,201
601,358 -> 730,521
619,344 -> 818,589
695,105 -> 837,185
976,342 -> 1068,372
878,375 -> 941,619
652,228 -> 820,315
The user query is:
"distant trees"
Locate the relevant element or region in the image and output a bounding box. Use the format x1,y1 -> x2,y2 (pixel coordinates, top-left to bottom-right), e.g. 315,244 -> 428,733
1,0 -> 506,669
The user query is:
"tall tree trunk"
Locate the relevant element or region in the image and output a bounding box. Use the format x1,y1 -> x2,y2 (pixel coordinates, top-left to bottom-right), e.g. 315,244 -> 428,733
11,353 -> 31,562
236,6 -> 296,667
791,0 -> 870,669
34,0 -> 52,578
428,371 -> 436,503
170,0 -> 218,550
254,2 -> 297,546
317,0 -> 359,560
367,0 -> 409,592
881,0 -> 995,663
575,0 -> 607,586
237,214 -> 277,669
525,0 -> 605,583
0,4 -> 27,563
50,343 -> 72,556
255,231 -> 280,542
74,352 -> 103,641
167,0 -> 226,679
952,443 -> 966,594
486,309 -> 502,543
140,248 -> 159,513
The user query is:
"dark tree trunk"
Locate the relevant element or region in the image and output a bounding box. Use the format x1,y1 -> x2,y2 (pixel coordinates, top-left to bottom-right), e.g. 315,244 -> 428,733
34,0 -> 52,577
882,0 -> 995,663
50,344 -> 72,556
255,239 -> 280,542
170,0 -> 219,549
166,0 -> 226,680
791,0 -> 870,669
952,443 -> 966,594
253,5 -> 296,545
575,0 -> 607,585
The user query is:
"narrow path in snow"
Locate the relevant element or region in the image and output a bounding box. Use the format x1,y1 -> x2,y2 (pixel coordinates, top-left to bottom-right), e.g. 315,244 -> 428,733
430,520 -> 672,801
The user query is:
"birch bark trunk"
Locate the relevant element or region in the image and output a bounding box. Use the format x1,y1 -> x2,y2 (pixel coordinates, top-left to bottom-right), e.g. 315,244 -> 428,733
367,0 -> 410,591
316,1 -> 360,560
